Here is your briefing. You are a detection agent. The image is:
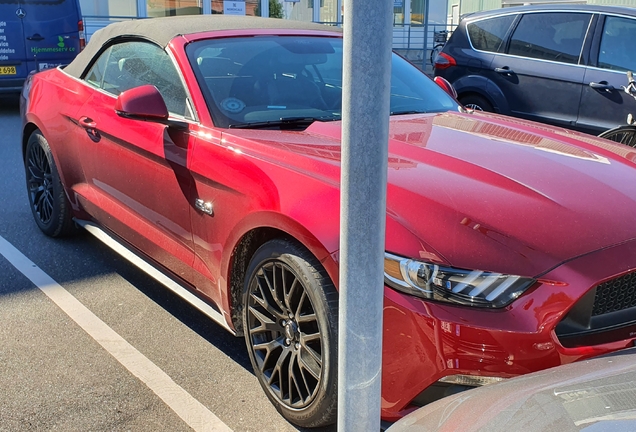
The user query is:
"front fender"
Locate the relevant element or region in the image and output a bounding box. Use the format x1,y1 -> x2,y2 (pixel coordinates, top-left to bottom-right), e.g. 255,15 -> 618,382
453,74 -> 510,115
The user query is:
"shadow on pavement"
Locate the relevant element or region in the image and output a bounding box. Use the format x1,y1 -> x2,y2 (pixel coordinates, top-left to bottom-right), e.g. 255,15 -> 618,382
0,95 -> 20,112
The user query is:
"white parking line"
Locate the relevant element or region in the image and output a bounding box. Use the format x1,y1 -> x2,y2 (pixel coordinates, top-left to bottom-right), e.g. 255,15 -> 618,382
0,234 -> 232,432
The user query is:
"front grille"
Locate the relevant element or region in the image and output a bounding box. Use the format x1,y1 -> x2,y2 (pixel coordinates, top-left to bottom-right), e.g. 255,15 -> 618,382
556,271 -> 636,348
592,272 -> 636,316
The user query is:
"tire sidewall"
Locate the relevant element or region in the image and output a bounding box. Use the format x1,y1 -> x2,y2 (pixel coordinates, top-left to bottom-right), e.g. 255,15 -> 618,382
25,132 -> 72,237
242,239 -> 338,427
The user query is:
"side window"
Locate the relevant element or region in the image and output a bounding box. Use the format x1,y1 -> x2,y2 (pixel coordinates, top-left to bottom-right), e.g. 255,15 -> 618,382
87,41 -> 193,119
467,15 -> 516,53
598,16 -> 636,72
508,12 -> 591,64
85,47 -> 110,88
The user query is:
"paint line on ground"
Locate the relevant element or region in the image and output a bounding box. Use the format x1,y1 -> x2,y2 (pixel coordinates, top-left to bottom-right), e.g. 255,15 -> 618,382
0,234 -> 232,432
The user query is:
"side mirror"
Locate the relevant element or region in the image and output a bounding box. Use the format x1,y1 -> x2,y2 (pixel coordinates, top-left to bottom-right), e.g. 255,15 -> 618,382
115,85 -> 187,129
434,76 -> 458,100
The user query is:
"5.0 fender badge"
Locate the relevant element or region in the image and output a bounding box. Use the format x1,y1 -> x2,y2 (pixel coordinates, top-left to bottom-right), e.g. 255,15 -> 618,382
195,199 -> 214,216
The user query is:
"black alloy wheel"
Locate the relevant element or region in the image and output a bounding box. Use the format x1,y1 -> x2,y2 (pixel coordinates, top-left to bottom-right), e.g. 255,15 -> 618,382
25,131 -> 76,237
243,239 -> 338,427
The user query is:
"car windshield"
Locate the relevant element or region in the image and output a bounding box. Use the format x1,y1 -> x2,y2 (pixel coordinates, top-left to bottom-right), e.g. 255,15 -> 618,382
187,36 -> 458,128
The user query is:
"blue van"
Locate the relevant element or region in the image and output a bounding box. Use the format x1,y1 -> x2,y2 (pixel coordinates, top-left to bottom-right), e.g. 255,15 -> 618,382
0,0 -> 83,94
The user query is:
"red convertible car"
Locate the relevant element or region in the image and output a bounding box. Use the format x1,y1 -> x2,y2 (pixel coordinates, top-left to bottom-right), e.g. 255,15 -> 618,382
20,15 -> 636,427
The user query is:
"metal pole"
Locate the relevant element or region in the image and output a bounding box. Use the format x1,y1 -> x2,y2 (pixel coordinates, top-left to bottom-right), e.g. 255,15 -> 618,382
136,0 -> 147,18
312,0 -> 321,22
261,0 -> 269,17
202,0 -> 212,15
422,0 -> 429,69
338,0 -> 392,429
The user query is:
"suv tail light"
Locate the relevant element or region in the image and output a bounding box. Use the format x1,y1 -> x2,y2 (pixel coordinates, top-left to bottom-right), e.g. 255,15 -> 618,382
434,52 -> 456,70
78,20 -> 86,50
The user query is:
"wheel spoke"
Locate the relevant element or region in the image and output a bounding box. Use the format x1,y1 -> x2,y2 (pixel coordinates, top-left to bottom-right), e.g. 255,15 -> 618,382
30,184 -> 45,194
248,305 -> 280,334
43,194 -> 53,221
299,349 -> 321,380
288,351 -> 297,404
36,192 -> 46,214
263,263 -> 288,313
297,312 -> 317,324
294,291 -> 308,318
284,278 -> 299,313
300,335 -> 322,361
28,164 -> 44,182
269,347 -> 290,388
293,352 -> 311,401
253,338 -> 281,353
251,272 -> 287,319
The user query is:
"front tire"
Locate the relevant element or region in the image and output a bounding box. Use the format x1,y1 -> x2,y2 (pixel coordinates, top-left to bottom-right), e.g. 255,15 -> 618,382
25,131 -> 76,237
243,239 -> 338,428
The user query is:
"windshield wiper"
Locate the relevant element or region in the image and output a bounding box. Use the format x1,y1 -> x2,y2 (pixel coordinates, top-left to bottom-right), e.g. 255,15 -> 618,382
390,110 -> 428,116
228,116 -> 339,130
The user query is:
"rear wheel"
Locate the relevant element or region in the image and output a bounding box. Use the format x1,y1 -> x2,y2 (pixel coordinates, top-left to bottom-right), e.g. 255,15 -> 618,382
459,94 -> 493,112
598,125 -> 636,147
430,43 -> 444,65
243,239 -> 338,427
25,131 -> 76,237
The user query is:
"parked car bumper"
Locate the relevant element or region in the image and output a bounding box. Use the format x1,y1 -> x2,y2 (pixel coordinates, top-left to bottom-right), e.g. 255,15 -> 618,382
0,77 -> 25,94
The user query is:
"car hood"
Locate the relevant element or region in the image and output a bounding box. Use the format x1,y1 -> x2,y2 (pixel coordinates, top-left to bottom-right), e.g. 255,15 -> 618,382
224,111 -> 636,277
387,347 -> 636,432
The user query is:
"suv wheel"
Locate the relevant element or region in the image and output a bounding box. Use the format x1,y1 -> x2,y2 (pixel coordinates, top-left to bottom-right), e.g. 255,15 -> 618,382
459,94 -> 493,112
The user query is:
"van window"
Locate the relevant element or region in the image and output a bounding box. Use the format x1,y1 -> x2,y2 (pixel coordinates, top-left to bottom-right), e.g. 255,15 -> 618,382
467,15 -> 515,53
597,16 -> 636,72
508,12 -> 591,64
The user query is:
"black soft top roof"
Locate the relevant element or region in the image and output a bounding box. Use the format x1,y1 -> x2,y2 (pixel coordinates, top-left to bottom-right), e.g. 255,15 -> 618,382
65,15 -> 341,78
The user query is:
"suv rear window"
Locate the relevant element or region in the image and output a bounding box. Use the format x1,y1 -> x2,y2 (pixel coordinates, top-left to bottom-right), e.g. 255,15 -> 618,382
508,12 -> 591,64
467,15 -> 515,53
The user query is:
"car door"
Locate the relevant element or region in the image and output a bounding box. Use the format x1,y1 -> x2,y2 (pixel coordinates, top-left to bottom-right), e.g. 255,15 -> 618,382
489,11 -> 592,128
76,40 -> 198,283
577,14 -> 636,135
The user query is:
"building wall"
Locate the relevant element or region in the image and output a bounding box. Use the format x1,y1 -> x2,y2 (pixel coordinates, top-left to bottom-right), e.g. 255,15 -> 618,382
588,0 -> 636,5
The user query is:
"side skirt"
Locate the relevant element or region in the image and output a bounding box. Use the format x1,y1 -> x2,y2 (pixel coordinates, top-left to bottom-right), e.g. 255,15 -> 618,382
76,219 -> 236,336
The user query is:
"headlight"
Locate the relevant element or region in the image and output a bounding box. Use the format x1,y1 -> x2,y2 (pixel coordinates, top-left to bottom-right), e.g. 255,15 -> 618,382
384,252 -> 535,308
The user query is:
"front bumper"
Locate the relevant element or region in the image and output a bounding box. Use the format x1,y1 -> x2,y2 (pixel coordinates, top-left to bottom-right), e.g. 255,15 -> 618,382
380,238 -> 636,421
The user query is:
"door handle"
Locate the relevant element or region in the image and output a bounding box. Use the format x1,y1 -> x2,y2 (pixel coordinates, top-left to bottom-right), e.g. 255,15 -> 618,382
589,81 -> 615,91
79,116 -> 100,142
495,67 -> 515,75
79,116 -> 97,129
27,34 -> 44,41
